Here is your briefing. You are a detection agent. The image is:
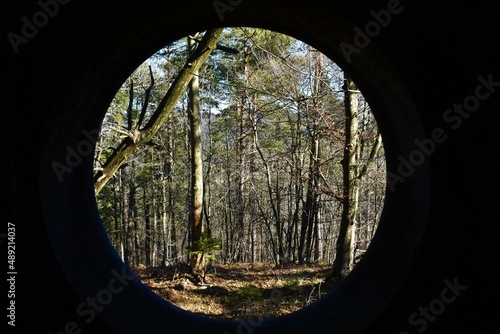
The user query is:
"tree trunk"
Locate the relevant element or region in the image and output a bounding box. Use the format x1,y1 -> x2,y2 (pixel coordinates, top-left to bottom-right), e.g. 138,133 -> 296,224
130,179 -> 140,267
252,120 -> 282,265
187,34 -> 206,277
236,101 -> 246,262
330,76 -> 360,281
152,196 -> 158,267
121,168 -> 131,266
164,114 -> 177,266
144,185 -> 151,267
112,176 -> 121,256
118,169 -> 125,262
300,134 -> 321,264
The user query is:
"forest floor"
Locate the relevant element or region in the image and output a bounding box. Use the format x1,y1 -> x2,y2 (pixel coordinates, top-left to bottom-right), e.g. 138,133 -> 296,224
132,262 -> 339,320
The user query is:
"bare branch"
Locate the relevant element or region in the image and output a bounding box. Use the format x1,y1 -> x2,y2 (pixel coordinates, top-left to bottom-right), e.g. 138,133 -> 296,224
137,65 -> 155,129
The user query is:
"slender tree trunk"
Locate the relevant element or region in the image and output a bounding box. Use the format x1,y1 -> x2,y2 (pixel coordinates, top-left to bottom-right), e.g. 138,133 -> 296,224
300,51 -> 325,264
118,169 -> 125,262
121,168 -> 130,266
299,132 -> 321,264
249,99 -> 257,266
252,119 -> 282,265
331,76 -> 360,281
248,120 -> 258,266
112,177 -> 120,254
130,180 -> 140,267
165,114 -> 177,266
187,35 -> 205,277
224,201 -> 230,263
291,108 -> 303,263
312,142 -> 322,262
152,196 -> 157,267
314,206 -> 322,261
224,135 -> 234,263
236,101 -> 246,262
274,168 -> 285,263
144,185 -> 151,267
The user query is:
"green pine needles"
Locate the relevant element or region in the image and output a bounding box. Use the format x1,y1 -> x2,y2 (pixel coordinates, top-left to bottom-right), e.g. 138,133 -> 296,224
187,235 -> 222,261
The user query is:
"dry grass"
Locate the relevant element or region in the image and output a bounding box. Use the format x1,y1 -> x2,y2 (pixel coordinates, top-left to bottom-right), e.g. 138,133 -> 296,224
132,262 -> 338,320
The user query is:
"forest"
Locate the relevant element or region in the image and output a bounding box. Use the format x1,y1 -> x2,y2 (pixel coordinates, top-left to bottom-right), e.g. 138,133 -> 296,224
93,27 -> 386,318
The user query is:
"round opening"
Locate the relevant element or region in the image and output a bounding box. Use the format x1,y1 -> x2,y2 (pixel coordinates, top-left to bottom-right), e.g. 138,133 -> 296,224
39,3 -> 430,333
93,27 -> 387,320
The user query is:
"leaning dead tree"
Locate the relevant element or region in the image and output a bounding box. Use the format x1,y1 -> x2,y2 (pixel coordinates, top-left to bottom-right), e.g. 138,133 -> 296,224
94,28 -> 223,194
